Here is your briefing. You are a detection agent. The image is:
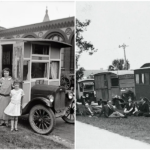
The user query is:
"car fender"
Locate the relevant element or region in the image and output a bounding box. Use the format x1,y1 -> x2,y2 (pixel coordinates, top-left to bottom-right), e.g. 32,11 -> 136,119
31,97 -> 52,107
22,97 -> 53,115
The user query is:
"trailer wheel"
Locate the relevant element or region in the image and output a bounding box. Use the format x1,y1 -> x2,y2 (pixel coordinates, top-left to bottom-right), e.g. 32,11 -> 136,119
29,105 -> 55,135
62,100 -> 75,124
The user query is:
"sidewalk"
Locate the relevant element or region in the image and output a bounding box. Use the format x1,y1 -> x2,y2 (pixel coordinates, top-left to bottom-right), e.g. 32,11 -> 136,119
76,121 -> 150,149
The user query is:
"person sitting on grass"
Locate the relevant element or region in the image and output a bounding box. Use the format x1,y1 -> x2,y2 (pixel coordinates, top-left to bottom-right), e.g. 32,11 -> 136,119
134,97 -> 149,116
99,100 -> 127,118
124,97 -> 135,116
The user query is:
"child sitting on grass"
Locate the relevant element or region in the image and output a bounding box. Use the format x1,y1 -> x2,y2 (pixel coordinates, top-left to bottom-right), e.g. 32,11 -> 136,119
4,79 -> 24,131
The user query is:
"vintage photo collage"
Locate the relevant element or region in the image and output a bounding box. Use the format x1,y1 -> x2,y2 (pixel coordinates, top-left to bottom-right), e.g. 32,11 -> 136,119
0,0 -> 150,149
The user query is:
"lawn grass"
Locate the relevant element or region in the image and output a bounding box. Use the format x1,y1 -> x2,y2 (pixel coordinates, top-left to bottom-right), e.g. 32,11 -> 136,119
77,115 -> 150,144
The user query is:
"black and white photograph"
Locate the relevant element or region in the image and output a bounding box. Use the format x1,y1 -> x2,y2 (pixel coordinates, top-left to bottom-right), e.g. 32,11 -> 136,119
0,1 -> 75,149
76,1 -> 150,149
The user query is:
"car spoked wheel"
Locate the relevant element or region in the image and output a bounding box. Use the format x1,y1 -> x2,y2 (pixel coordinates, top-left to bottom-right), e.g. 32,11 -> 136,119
61,77 -> 70,90
29,105 -> 55,135
62,101 -> 75,124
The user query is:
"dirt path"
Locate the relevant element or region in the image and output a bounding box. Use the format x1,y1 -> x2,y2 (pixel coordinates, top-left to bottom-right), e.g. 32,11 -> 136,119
76,121 -> 150,149
0,116 -> 74,149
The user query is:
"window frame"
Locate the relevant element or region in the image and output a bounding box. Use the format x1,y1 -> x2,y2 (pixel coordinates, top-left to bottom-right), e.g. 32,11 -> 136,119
111,77 -> 119,87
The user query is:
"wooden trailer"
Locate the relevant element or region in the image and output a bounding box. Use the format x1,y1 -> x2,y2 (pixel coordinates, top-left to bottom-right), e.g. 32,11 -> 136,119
134,67 -> 150,100
94,71 -> 135,102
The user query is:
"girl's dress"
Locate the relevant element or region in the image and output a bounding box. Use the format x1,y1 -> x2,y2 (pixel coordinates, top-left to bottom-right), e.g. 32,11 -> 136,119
4,89 -> 24,116
0,77 -> 13,122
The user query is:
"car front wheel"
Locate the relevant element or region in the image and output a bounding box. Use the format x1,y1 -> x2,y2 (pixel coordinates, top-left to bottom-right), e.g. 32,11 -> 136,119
29,105 -> 55,135
62,100 -> 75,124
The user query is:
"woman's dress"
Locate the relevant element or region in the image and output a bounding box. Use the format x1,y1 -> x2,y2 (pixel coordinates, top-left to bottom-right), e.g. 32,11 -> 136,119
0,77 -> 13,122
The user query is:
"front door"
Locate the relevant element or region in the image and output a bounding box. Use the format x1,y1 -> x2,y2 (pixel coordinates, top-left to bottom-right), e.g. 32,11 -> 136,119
12,42 -> 24,83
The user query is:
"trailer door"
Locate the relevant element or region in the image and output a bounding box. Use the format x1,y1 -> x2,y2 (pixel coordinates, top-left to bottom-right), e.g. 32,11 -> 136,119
12,42 -> 24,82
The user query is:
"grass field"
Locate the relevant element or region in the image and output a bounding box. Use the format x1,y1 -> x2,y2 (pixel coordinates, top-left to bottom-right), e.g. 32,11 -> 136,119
77,115 -> 150,144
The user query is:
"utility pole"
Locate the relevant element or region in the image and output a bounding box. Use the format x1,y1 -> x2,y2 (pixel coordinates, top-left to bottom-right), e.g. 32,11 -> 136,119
119,43 -> 128,69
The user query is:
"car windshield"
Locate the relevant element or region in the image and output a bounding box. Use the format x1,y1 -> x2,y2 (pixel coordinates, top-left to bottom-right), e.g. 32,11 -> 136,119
83,82 -> 94,91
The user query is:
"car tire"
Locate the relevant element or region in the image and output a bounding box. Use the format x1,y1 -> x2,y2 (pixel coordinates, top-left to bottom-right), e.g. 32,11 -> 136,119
62,100 -> 75,124
29,105 -> 55,135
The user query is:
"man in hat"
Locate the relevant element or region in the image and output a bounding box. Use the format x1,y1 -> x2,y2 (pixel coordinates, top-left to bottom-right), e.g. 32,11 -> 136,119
99,100 -> 126,118
134,97 -> 149,116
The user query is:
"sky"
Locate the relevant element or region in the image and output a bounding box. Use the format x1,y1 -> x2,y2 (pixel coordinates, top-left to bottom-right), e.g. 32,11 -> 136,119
0,1 -> 75,28
77,1 -> 150,70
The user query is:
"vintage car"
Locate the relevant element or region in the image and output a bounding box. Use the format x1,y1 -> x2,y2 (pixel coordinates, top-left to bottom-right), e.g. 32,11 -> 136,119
76,79 -> 96,104
0,38 -> 74,135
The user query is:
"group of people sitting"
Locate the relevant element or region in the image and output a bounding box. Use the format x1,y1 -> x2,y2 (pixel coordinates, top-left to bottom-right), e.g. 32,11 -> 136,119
77,96 -> 150,118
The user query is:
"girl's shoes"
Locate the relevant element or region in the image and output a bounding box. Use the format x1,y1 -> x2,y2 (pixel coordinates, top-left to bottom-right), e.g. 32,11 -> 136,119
11,128 -> 14,132
14,128 -> 18,131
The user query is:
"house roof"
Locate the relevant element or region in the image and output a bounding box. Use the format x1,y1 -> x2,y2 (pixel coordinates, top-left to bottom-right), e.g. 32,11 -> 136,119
0,17 -> 74,37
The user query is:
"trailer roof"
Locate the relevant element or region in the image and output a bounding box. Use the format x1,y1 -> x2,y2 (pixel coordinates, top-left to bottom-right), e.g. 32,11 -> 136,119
0,38 -> 72,48
134,67 -> 150,71
94,70 -> 134,76
78,79 -> 94,83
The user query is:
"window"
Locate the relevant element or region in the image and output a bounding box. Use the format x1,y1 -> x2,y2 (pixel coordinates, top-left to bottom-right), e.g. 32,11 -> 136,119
31,63 -> 47,78
49,61 -> 59,79
111,78 -> 119,86
135,74 -> 139,84
61,49 -> 64,68
145,73 -> 150,85
23,60 -> 30,81
104,75 -> 107,87
32,44 -> 49,55
142,73 -> 144,84
48,34 -> 65,68
49,34 -> 63,42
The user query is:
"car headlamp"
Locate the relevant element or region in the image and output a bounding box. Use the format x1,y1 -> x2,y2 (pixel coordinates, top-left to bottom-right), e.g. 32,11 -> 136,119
48,95 -> 54,102
68,92 -> 73,99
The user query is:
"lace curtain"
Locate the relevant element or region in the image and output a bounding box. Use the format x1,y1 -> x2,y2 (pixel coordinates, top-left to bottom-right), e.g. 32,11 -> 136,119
50,61 -> 59,79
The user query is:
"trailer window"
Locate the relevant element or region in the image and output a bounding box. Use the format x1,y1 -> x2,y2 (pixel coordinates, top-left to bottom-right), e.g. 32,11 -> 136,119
32,44 -> 49,55
23,60 -> 30,81
135,74 -> 139,84
49,61 -> 59,79
141,73 -> 144,84
111,78 -> 119,86
145,73 -> 150,84
31,63 -> 47,78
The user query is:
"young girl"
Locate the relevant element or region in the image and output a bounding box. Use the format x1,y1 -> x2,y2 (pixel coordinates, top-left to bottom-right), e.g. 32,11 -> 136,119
4,80 -> 24,131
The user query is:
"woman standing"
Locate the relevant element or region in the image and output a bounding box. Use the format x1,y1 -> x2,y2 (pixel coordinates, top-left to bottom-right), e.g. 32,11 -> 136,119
0,68 -> 13,126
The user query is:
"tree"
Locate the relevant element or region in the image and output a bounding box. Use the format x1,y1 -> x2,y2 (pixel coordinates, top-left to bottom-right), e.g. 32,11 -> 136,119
76,67 -> 85,82
76,19 -> 97,68
76,19 -> 97,81
108,59 -> 130,71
